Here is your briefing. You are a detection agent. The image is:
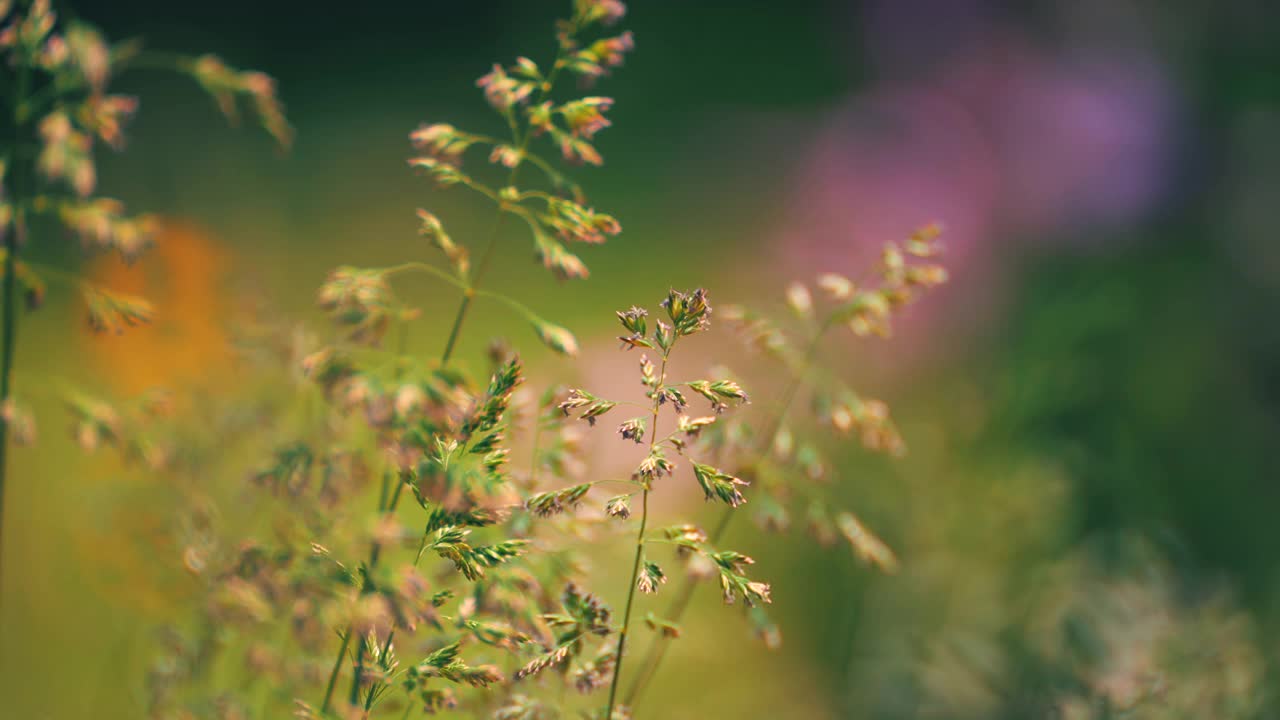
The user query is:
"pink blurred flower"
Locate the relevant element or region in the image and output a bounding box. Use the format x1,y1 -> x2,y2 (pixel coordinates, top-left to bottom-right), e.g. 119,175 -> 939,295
770,5 -> 1175,356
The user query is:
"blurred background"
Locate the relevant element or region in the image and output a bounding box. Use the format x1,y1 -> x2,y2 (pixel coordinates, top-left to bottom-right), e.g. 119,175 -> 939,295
4,0 -> 1279,717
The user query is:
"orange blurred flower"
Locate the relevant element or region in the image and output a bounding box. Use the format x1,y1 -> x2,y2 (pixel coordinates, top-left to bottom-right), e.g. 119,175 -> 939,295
83,220 -> 231,395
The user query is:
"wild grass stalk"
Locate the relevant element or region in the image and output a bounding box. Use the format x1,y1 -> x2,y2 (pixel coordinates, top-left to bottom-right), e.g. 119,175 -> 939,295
7,3 -> 954,718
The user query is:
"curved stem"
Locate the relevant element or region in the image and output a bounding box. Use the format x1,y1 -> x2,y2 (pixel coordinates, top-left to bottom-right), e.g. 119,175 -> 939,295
473,288 -> 538,324
624,316 -> 835,710
385,261 -> 468,291
605,353 -> 668,719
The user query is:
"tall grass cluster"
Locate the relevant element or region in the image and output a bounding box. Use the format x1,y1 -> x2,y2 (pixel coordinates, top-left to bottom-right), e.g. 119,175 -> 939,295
1,2 -> 949,718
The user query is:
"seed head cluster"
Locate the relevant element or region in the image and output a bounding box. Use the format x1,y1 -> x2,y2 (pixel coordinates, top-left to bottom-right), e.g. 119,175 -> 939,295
3,2 -> 954,719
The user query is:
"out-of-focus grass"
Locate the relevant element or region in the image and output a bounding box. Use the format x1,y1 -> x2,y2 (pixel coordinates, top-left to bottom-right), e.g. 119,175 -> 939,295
6,2 -> 1280,718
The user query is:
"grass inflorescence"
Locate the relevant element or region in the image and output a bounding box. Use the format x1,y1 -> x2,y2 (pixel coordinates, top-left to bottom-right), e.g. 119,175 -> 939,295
2,2 -> 952,718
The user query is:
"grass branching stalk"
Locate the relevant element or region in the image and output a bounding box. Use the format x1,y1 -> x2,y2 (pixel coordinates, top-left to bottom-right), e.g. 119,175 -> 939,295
438,231 -> 497,366
625,316 -> 835,709
329,25 -> 582,713
605,351 -> 669,719
87,4 -> 650,715
438,45 -> 567,367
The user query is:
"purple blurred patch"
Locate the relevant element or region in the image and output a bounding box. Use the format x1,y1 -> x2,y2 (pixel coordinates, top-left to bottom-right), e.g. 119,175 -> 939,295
770,3 -> 1175,352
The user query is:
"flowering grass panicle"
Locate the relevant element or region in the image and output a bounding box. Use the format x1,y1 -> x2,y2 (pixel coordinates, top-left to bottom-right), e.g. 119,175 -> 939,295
540,287 -> 772,719
13,2 -> 957,718
501,244 -> 946,716
618,224 -> 949,711
137,2 -> 646,719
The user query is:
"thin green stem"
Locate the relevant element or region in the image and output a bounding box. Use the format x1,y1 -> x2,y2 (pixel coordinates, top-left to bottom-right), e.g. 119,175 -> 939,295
606,475 -> 649,718
437,294 -> 469,358
365,491 -> 407,707
320,471 -> 406,713
445,132 -> 577,194
385,261 -> 469,291
593,478 -> 645,490
391,261 -> 556,361
438,39 -> 567,367
624,316 -> 836,709
349,641 -> 367,708
361,330 -> 411,716
320,629 -> 352,714
349,477 -> 407,708
523,153 -> 578,194
605,353 -> 669,719
376,469 -> 391,517
473,288 -> 538,323
597,399 -> 652,413
458,175 -> 501,203
439,220 -> 500,366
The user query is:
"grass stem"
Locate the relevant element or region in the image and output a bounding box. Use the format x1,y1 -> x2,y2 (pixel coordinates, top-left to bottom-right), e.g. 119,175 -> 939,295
605,353 -> 669,719
624,318 -> 834,709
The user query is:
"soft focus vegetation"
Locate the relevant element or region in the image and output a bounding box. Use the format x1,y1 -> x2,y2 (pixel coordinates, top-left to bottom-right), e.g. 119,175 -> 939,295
1,1 -> 1278,719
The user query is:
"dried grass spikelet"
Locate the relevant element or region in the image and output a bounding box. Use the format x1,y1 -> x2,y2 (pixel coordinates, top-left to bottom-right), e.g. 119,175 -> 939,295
189,53 -> 292,149
1,398 -> 36,446
836,511 -> 899,574
37,111 -> 95,196
316,266 -> 397,346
